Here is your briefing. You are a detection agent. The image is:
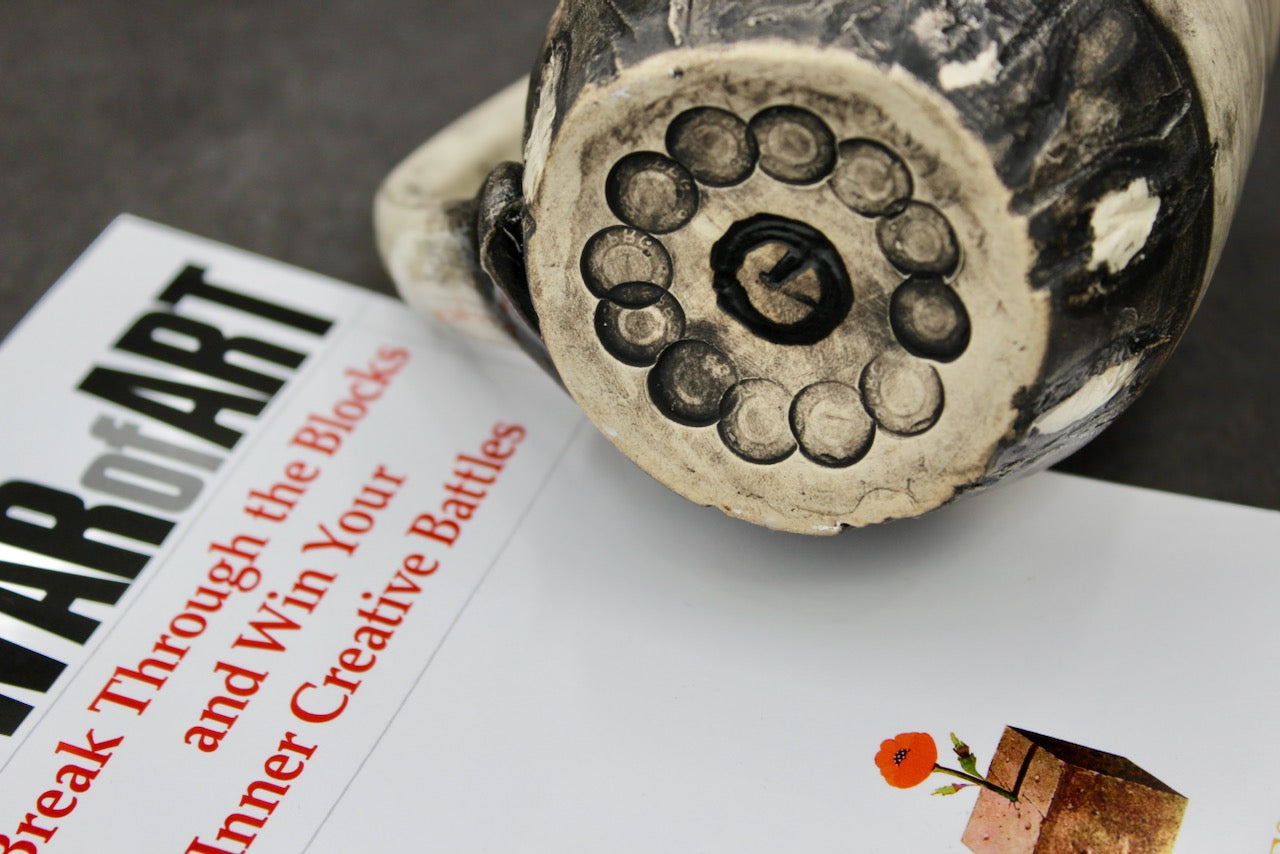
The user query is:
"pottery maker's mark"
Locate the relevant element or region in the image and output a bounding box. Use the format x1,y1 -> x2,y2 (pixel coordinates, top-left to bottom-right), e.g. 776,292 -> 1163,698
606,152 -> 699,234
749,105 -> 838,185
890,276 -> 970,363
581,103 -> 972,468
666,106 -> 757,187
710,215 -> 854,346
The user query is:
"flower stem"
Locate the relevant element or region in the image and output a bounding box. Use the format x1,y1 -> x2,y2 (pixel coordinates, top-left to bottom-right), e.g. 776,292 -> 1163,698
933,765 -> 1017,802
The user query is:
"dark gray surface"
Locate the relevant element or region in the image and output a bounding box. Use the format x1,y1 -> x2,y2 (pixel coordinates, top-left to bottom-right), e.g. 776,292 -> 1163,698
2,2 -> 1277,511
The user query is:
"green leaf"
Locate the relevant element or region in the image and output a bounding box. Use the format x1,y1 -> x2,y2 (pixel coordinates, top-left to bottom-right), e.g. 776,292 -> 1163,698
931,784 -> 969,796
951,732 -> 981,779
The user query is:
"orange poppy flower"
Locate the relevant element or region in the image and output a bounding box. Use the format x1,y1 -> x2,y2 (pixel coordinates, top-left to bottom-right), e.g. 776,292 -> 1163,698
875,732 -> 938,788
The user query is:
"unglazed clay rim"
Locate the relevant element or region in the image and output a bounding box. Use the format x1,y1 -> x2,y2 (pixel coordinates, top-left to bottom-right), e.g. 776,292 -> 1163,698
525,43 -> 1051,533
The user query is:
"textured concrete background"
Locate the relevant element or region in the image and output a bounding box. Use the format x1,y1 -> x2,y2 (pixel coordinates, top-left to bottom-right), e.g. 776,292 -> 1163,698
2,2 -> 1276,511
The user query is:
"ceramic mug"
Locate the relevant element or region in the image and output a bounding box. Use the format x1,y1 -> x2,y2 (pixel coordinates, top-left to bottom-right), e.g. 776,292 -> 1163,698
376,0 -> 1280,534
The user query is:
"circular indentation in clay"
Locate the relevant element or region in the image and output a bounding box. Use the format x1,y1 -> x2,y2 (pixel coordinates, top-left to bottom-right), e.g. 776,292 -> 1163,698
666,107 -> 758,187
877,202 -> 960,276
790,382 -> 875,467
709,214 -> 854,346
860,353 -> 944,436
830,139 -> 913,217
581,226 -> 673,298
579,100 -> 975,471
648,340 -> 739,427
889,277 -> 971,363
718,378 -> 797,464
606,152 -> 700,234
749,106 -> 837,185
595,283 -> 686,367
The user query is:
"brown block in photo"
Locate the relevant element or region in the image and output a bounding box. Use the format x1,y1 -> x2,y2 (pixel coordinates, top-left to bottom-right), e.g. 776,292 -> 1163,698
962,727 -> 1187,854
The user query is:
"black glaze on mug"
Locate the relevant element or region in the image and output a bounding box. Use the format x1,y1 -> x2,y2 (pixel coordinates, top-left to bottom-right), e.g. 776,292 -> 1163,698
475,0 -> 1217,524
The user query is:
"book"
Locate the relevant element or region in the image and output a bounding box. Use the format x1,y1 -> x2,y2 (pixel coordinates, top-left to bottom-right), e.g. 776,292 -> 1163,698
0,216 -> 1276,852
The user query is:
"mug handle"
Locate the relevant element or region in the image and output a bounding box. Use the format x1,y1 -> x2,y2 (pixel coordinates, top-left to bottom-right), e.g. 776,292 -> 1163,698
373,77 -> 529,346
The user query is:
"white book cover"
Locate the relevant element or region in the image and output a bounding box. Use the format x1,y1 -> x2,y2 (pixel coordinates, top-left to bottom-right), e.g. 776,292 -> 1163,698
0,217 -> 1276,853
